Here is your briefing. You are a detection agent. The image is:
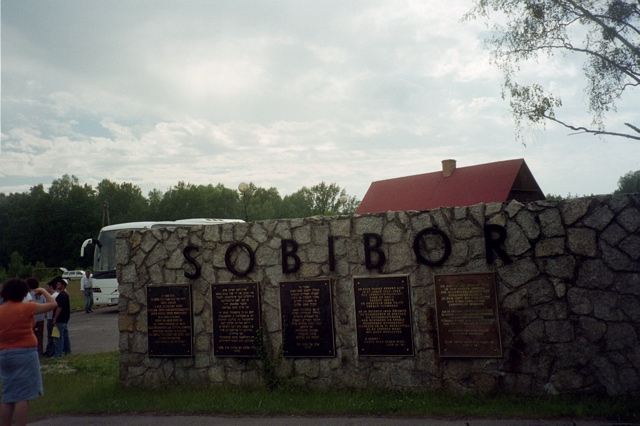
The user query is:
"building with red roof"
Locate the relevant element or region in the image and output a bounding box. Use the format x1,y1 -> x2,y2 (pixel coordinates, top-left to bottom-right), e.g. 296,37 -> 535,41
355,158 -> 545,214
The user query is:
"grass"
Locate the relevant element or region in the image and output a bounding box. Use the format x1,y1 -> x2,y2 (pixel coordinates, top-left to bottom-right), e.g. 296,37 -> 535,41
29,351 -> 640,422
64,277 -> 85,311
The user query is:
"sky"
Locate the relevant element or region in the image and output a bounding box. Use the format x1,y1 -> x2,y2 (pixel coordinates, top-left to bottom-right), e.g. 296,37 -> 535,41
2,0 -> 639,203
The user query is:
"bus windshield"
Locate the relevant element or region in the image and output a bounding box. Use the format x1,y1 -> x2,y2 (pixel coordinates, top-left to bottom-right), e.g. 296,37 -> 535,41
94,229 -> 118,277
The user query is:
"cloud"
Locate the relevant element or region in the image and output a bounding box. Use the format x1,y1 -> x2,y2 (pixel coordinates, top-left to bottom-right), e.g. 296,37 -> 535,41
1,0 -> 639,203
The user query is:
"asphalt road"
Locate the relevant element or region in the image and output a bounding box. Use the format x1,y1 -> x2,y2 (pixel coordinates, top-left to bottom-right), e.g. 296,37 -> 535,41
62,305 -> 120,354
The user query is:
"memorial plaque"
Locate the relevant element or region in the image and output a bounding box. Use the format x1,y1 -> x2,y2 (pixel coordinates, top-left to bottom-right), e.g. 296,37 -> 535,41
211,282 -> 261,357
434,272 -> 502,357
279,279 -> 335,358
353,275 -> 414,356
147,285 -> 193,357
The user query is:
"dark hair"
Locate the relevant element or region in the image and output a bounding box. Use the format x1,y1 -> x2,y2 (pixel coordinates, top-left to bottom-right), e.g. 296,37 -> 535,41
26,277 -> 40,290
55,277 -> 68,287
46,280 -> 56,288
1,279 -> 30,302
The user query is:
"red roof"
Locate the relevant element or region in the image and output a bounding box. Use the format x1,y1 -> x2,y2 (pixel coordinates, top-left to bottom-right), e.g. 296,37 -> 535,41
356,159 -> 544,214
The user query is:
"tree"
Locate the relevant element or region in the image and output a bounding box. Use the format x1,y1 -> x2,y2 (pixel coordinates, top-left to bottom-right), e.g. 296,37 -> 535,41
545,193 -> 580,200
281,182 -> 359,218
96,179 -> 149,224
47,177 -> 99,268
279,190 -> 313,219
0,176 -> 360,271
48,174 -> 79,199
208,184 -> 242,219
337,194 -> 360,215
156,181 -> 200,220
465,0 -> 640,142
7,252 -> 29,279
242,185 -> 283,221
156,182 -> 241,220
614,170 -> 640,193
147,189 -> 164,220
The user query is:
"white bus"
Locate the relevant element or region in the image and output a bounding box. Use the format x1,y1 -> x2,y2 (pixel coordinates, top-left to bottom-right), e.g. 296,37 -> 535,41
80,218 -> 243,306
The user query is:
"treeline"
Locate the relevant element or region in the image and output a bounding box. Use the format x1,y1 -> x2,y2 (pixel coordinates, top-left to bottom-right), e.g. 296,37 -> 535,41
0,175 -> 360,275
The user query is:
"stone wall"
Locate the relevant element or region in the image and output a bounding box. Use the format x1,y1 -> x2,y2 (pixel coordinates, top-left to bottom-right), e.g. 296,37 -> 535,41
117,194 -> 640,395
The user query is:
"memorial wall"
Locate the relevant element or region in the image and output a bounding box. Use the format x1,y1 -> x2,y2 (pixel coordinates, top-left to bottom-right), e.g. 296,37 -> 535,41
117,194 -> 640,395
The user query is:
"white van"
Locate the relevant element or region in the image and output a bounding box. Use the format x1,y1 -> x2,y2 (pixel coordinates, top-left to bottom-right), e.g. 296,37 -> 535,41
62,270 -> 85,280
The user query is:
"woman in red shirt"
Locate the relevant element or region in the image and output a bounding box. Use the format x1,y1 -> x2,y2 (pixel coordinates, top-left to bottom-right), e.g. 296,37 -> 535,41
0,279 -> 58,426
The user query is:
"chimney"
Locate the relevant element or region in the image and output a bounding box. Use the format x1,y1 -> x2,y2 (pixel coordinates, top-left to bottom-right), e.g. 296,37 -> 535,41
442,159 -> 456,178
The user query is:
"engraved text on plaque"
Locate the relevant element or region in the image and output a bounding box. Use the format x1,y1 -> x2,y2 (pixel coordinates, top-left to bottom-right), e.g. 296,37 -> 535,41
280,279 -> 335,357
147,285 -> 193,357
212,282 -> 261,357
354,276 -> 414,356
434,273 -> 502,357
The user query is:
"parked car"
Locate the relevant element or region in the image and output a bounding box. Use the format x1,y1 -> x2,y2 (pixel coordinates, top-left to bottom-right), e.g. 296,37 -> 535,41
62,270 -> 85,280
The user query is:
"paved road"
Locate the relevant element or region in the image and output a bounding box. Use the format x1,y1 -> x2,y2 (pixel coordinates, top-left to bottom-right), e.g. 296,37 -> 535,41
63,305 -> 120,354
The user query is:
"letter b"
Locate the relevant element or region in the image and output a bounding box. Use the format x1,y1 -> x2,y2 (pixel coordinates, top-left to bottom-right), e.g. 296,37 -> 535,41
364,233 -> 386,269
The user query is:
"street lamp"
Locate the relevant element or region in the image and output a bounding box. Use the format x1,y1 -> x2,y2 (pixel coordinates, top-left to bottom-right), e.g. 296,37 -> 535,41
339,195 -> 347,214
238,182 -> 250,221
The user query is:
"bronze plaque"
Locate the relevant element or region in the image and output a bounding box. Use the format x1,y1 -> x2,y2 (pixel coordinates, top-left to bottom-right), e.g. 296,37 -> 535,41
434,272 -> 502,357
147,285 -> 193,357
211,282 -> 261,357
353,276 -> 414,356
279,279 -> 335,358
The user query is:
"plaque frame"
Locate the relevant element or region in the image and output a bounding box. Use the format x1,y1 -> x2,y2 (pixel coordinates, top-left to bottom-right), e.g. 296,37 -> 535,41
433,272 -> 503,358
279,278 -> 336,358
146,284 -> 193,358
211,281 -> 261,357
353,275 -> 415,357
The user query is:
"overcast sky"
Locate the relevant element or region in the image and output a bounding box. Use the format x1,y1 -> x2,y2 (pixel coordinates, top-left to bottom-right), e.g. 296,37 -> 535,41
2,0 -> 639,203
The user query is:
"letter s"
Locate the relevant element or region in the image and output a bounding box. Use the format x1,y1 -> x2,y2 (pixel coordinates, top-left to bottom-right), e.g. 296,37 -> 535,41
183,245 -> 201,279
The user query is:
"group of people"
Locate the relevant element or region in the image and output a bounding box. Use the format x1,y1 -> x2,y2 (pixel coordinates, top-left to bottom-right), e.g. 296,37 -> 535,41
0,271 -> 91,426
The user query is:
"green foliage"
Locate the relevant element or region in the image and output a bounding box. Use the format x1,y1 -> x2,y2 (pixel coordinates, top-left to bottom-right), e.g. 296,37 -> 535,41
281,182 -> 359,218
465,0 -> 640,142
30,351 -> 640,422
241,184 -> 282,221
31,262 -> 53,281
96,179 -> 150,224
7,251 -> 31,278
614,169 -> 640,193
254,327 -> 287,390
545,194 -> 564,201
155,182 -> 241,220
0,177 -> 360,271
545,193 -> 582,201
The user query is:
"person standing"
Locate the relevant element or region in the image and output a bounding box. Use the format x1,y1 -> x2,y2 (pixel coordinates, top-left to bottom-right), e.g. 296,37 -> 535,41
52,278 -> 71,357
0,278 -> 58,426
80,270 -> 94,313
26,278 -> 45,356
43,280 -> 59,358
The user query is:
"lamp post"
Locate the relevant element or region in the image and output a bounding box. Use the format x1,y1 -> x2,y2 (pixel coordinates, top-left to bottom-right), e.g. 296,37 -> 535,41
238,182 -> 250,221
339,195 -> 347,214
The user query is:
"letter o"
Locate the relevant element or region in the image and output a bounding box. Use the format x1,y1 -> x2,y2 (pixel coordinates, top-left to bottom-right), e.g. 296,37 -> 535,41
224,242 -> 255,277
413,227 -> 452,267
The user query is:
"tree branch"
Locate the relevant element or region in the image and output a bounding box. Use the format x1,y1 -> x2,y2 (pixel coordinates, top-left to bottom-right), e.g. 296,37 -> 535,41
562,0 -> 640,58
507,43 -> 640,85
625,122 -> 640,134
593,13 -> 640,36
544,114 -> 640,140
